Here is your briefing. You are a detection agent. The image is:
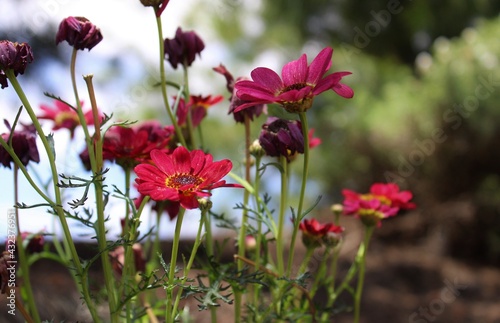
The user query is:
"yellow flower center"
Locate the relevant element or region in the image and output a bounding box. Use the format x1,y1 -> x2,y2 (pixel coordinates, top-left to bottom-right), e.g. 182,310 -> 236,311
166,173 -> 203,190
54,111 -> 79,126
361,194 -> 391,206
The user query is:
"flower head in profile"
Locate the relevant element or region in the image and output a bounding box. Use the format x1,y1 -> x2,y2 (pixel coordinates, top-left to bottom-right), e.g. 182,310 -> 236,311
38,100 -> 103,139
234,47 -> 353,113
213,64 -> 266,123
176,94 -> 223,127
56,16 -> 103,51
342,183 -> 416,227
299,218 -> 344,248
0,121 -> 39,169
0,40 -> 34,89
164,27 -> 205,69
134,146 -> 242,210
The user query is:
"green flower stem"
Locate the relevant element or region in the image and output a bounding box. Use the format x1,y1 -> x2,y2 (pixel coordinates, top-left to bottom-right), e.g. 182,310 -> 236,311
13,166 -> 41,323
276,156 -> 288,275
120,167 -> 134,323
353,226 -> 375,323
71,50 -> 97,171
309,248 -> 331,298
154,12 -> 187,148
235,115 -> 252,323
172,210 -> 206,315
0,138 -> 51,204
6,70 -> 100,322
297,247 -> 314,276
328,225 -> 374,314
203,211 -> 218,323
182,65 -> 197,149
252,155 -> 263,308
166,207 -> 186,323
286,111 -> 310,276
83,74 -> 119,322
0,117 -> 67,267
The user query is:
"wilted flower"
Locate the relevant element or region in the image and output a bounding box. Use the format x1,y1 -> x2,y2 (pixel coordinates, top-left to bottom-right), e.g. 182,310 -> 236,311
134,146 -> 242,209
38,100 -> 103,139
164,27 -> 205,69
213,64 -> 266,123
234,47 -> 353,113
342,183 -> 416,227
56,16 -> 103,51
0,121 -> 39,169
299,218 -> 344,249
259,117 -> 304,161
176,94 -> 223,127
0,40 -> 34,89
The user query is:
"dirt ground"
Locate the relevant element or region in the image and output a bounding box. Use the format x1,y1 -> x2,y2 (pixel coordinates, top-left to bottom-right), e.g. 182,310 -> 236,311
1,206 -> 500,322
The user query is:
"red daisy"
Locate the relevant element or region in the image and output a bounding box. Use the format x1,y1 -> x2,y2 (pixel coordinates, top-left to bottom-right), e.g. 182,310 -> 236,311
299,218 -> 344,248
234,47 -> 353,114
38,100 -> 102,139
342,183 -> 416,227
176,94 -> 223,127
134,146 -> 242,210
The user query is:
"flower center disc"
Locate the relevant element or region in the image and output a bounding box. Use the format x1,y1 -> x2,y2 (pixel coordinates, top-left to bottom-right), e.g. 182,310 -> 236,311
167,173 -> 203,189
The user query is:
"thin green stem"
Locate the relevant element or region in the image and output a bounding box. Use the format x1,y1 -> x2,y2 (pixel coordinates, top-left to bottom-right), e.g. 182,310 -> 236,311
172,210 -> 206,315
297,247 -> 314,276
83,74 -> 118,322
120,167 -> 133,322
6,70 -> 100,322
286,112 -> 310,276
353,226 -> 374,323
182,65 -> 197,149
154,11 -> 187,147
276,156 -> 288,275
166,207 -> 186,323
252,155 -> 263,308
13,166 -> 41,323
310,248 -> 331,297
234,114 -> 252,323
203,211 -> 218,323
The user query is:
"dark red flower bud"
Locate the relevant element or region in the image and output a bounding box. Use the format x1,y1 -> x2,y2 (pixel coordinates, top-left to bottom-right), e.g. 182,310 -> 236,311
213,64 -> 266,123
0,121 -> 40,169
20,232 -> 45,253
164,27 -> 204,69
56,17 -> 103,51
0,40 -> 34,89
259,117 -> 304,161
139,0 -> 170,16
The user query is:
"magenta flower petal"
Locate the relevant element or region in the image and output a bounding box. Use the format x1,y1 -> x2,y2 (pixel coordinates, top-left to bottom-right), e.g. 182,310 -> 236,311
281,54 -> 307,85
250,67 -> 283,94
306,47 -> 333,85
332,83 -> 354,98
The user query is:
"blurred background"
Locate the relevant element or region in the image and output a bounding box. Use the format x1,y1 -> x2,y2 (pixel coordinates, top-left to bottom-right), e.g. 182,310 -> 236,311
1,0 -> 500,322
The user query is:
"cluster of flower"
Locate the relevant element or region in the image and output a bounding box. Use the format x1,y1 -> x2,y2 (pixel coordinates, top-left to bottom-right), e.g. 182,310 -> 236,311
0,3 -> 416,321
